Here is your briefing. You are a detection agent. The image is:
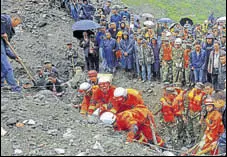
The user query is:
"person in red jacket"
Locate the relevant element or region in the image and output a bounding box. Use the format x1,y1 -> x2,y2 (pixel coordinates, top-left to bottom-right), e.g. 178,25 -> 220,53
191,97 -> 224,155
78,82 -> 98,115
100,105 -> 166,147
107,87 -> 144,114
88,76 -> 116,115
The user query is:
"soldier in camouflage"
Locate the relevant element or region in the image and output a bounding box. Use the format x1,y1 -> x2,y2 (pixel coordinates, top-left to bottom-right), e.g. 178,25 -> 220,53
172,38 -> 185,85
160,38 -> 173,83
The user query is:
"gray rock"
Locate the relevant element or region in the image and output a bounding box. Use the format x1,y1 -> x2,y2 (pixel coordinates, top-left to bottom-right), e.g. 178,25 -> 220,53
14,149 -> 23,155
163,151 -> 175,156
27,119 -> 36,125
37,22 -> 47,28
1,127 -> 7,136
54,148 -> 65,154
6,118 -> 17,125
76,152 -> 87,156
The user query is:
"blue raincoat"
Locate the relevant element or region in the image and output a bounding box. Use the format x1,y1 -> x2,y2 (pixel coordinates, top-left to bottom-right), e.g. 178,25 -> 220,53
110,14 -> 121,28
102,38 -> 118,70
119,36 -> 134,70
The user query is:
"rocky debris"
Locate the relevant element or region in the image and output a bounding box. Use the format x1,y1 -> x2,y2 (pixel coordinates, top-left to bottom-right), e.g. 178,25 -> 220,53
1,127 -> 7,137
54,148 -> 65,155
92,141 -> 104,152
14,149 -> 23,155
6,118 -> 18,126
163,151 -> 176,156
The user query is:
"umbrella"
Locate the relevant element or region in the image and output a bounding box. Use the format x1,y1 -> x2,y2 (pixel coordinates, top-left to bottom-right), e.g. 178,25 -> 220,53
169,23 -> 177,29
142,13 -> 154,18
72,20 -> 101,31
73,30 -> 95,40
216,16 -> 226,22
143,21 -> 155,27
180,17 -> 193,26
158,18 -> 173,23
72,20 -> 100,39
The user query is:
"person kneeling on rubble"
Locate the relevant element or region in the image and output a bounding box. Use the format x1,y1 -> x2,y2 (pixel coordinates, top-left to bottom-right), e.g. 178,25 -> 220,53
100,106 -> 166,148
192,96 -> 224,155
45,73 -> 64,97
77,82 -> 98,115
105,87 -> 144,114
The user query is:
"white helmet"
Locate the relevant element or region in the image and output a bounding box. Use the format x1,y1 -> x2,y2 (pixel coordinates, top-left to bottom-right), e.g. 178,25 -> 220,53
100,112 -> 116,125
98,76 -> 111,84
79,82 -> 92,92
166,32 -> 172,37
175,38 -> 182,45
114,87 -> 127,97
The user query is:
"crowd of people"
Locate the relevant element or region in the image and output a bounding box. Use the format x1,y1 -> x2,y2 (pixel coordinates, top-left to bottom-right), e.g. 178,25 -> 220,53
1,0 -> 226,155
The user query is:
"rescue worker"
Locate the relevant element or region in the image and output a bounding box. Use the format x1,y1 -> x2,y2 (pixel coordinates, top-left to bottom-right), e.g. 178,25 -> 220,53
88,76 -> 116,115
43,60 -> 59,78
87,70 -> 98,85
65,42 -> 78,67
1,14 -> 22,92
78,82 -> 98,115
100,106 -> 166,147
194,97 -> 224,155
185,82 -> 206,144
172,38 -> 185,85
108,87 -> 144,114
45,73 -> 64,97
160,38 -> 173,83
184,44 -> 192,86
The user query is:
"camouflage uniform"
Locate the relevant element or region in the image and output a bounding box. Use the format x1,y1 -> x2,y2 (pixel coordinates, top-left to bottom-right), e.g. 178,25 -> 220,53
172,47 -> 185,85
160,43 -> 173,83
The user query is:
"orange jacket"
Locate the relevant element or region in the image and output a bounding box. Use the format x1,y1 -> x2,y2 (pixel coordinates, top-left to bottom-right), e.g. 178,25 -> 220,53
114,105 -> 165,146
184,49 -> 190,68
80,86 -> 98,115
110,88 -> 144,114
202,110 -> 225,155
172,90 -> 185,117
88,85 -> 116,115
160,97 -> 175,123
162,45 -> 172,61
188,88 -> 206,113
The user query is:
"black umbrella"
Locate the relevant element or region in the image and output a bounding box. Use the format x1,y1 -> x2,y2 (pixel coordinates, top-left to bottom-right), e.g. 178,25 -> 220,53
180,17 -> 193,26
73,30 -> 95,40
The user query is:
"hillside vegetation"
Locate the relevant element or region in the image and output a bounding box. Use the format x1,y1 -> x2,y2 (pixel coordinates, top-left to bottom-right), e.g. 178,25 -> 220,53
122,0 -> 226,23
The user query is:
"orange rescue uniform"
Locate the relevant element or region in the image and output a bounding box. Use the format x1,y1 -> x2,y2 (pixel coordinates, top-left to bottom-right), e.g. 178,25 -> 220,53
202,110 -> 224,155
80,86 -> 98,115
114,105 -> 165,146
110,88 -> 144,114
88,85 -> 116,115
162,45 -> 172,61
188,88 -> 206,113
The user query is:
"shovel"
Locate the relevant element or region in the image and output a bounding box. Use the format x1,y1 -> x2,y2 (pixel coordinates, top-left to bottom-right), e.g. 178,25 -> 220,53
4,39 -> 37,86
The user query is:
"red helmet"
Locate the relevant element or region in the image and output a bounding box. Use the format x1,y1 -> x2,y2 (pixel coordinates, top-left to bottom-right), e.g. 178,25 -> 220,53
88,70 -> 98,77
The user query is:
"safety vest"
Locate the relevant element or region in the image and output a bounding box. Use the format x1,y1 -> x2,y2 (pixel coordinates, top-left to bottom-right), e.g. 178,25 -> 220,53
160,97 -> 175,123
188,89 -> 205,112
172,91 -> 184,116
162,45 -> 172,61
